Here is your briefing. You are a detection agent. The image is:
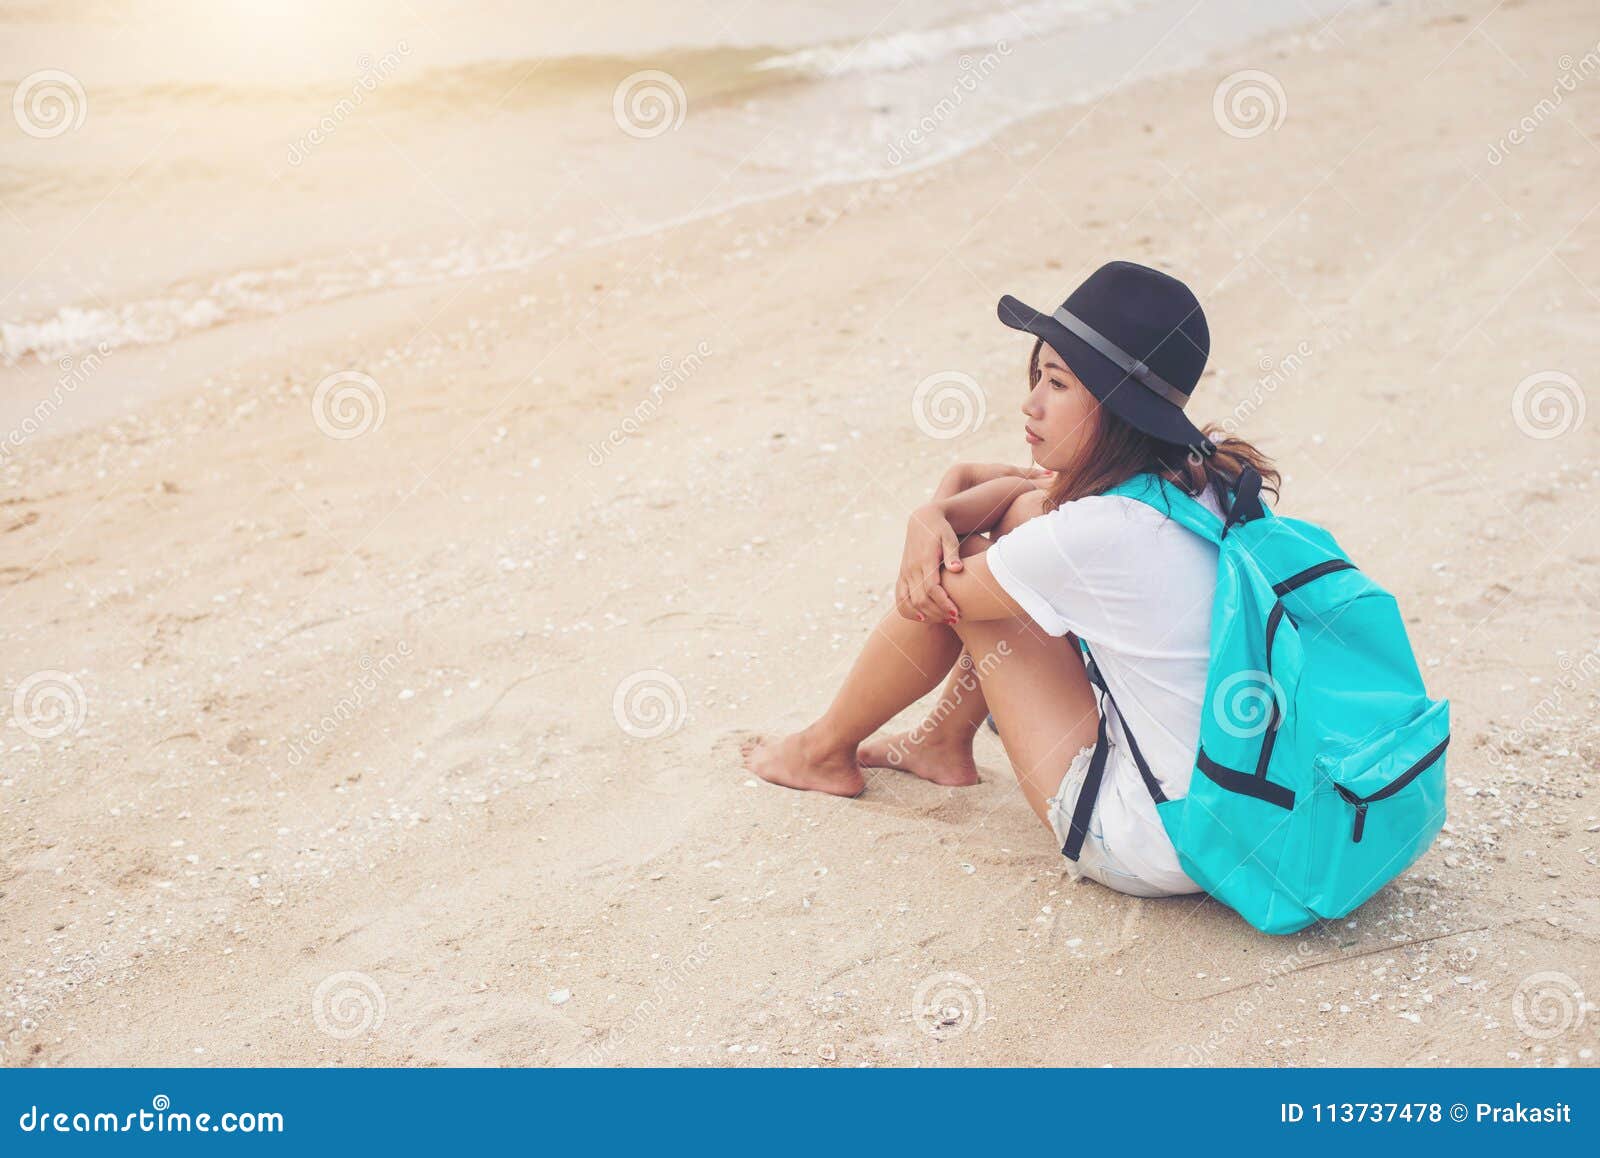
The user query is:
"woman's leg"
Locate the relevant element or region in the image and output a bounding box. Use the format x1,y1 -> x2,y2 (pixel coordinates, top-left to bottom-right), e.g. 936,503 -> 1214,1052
859,489 -> 1052,787
743,494 -> 1050,797
742,487 -> 1074,801
742,604 -> 967,797
854,535 -> 993,786
948,596 -> 1102,829
856,648 -> 987,785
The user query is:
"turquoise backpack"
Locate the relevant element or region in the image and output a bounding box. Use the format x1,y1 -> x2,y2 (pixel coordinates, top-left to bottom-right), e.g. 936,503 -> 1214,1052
1063,466 -> 1450,935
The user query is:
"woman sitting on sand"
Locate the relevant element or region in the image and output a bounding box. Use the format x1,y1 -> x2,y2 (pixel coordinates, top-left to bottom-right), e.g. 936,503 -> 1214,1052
743,260 -> 1280,899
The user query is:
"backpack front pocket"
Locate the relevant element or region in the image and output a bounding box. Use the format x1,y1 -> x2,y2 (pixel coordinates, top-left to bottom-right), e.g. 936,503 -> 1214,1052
1302,697 -> 1449,919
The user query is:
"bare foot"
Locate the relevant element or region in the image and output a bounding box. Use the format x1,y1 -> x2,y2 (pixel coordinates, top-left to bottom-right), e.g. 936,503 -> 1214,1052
742,731 -> 866,798
858,730 -> 980,787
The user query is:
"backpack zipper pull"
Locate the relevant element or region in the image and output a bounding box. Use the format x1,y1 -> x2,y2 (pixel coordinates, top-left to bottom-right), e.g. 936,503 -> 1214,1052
1351,801 -> 1368,843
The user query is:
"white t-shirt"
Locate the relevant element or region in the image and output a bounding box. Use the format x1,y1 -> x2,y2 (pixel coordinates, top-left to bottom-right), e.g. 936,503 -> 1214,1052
986,482 -> 1228,892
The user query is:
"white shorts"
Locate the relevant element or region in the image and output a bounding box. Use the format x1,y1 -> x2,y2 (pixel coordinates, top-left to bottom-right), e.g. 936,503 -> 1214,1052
1045,740 -> 1202,899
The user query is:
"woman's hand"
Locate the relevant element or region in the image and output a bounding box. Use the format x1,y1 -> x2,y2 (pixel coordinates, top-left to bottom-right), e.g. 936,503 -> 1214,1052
897,503 -> 963,623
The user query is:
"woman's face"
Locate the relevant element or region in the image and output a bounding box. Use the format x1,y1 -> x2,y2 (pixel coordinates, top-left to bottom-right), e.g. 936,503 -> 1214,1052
1022,342 -> 1100,471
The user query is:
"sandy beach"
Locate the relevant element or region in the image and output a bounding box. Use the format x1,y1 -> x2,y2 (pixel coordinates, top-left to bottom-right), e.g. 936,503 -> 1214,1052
2,0 -> 1598,1067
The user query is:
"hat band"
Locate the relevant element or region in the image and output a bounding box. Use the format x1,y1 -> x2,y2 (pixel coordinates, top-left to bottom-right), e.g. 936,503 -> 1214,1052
1051,307 -> 1190,411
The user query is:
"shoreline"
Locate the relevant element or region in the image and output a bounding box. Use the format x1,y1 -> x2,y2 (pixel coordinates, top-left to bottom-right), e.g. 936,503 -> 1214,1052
0,0 -> 1377,406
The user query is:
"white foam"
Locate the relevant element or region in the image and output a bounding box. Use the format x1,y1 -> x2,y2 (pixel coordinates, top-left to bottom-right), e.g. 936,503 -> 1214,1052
0,238 -> 559,365
755,0 -> 1133,77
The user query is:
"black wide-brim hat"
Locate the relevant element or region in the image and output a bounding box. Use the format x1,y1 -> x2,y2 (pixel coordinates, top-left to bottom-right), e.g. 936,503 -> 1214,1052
998,260 -> 1214,455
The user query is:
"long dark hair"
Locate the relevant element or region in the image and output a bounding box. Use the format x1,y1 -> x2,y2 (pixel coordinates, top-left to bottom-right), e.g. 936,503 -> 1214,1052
1027,337 -> 1281,510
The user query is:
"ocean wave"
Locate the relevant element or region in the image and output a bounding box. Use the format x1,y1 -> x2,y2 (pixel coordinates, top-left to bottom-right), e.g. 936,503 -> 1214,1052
35,45 -> 781,117
0,237 -> 556,364
754,0 -> 1134,77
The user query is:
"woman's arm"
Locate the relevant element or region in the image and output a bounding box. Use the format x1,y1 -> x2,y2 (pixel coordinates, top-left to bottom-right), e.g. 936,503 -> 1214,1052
936,476 -> 1038,535
898,478 -> 1040,623
938,551 -> 1029,622
932,461 -> 1049,503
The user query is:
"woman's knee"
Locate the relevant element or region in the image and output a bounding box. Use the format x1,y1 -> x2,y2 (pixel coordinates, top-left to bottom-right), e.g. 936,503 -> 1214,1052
951,614 -> 1027,654
995,488 -> 1051,536
958,532 -> 992,559
954,489 -> 1049,559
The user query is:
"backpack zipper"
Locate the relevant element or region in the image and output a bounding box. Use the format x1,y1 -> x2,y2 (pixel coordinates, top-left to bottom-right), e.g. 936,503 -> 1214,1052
1272,558 -> 1356,597
1331,734 -> 1450,842
1251,561 -> 1356,778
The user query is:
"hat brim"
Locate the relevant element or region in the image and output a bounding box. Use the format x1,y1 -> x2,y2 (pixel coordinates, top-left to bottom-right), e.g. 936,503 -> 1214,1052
997,293 -> 1209,451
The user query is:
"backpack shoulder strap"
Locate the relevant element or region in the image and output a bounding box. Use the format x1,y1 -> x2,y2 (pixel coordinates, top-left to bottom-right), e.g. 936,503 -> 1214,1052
1101,466 -> 1270,544
1061,639 -> 1169,861
1059,467 -> 1272,864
